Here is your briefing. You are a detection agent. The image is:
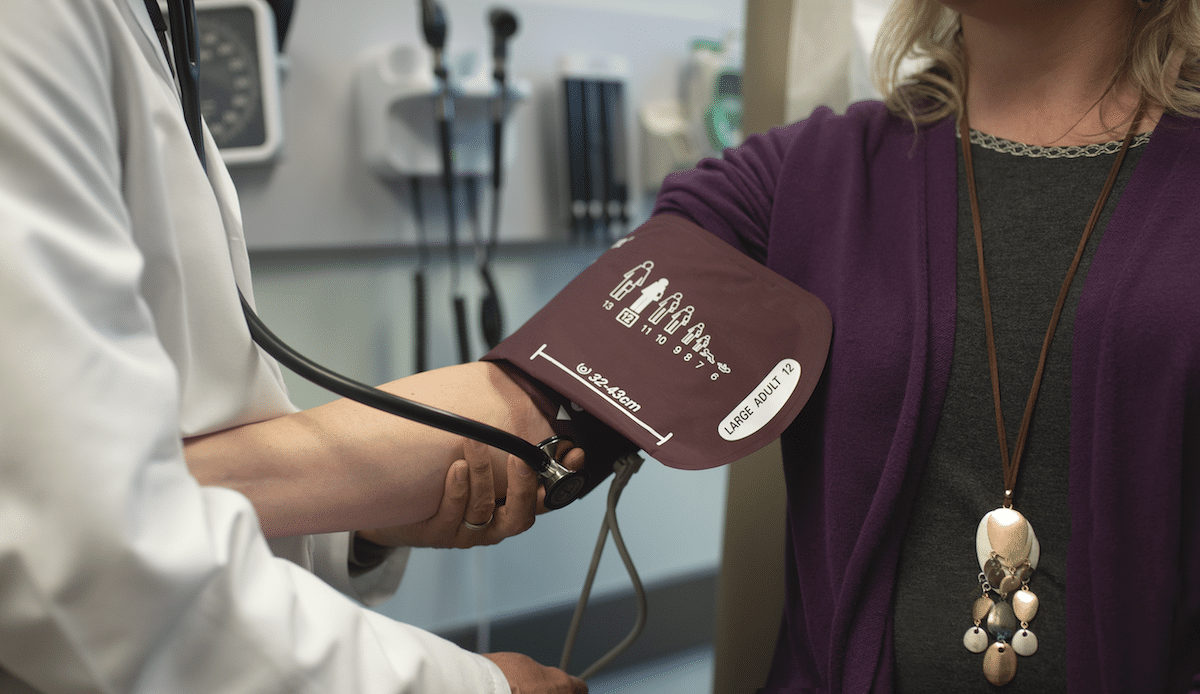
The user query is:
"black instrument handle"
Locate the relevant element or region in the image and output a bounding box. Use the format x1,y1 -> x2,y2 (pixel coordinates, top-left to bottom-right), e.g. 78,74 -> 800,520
454,295 -> 471,364
414,270 -> 427,372
479,265 -> 503,349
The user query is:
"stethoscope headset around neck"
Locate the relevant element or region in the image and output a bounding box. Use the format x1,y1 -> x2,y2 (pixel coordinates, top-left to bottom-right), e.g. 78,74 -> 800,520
141,0 -> 587,510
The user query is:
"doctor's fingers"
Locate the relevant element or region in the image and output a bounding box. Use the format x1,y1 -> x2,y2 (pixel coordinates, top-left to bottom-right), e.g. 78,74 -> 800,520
440,455 -> 533,548
492,454 -> 537,536
427,459 -> 478,545
463,438 -> 498,528
449,445 -> 586,546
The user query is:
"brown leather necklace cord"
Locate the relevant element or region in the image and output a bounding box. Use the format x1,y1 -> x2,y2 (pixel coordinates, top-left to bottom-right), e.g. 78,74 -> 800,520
959,105 -> 1143,503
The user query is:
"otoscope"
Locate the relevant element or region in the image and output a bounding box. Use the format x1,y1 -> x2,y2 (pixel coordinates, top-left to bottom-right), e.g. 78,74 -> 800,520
420,0 -> 472,365
410,177 -> 430,373
152,0 -> 587,510
479,7 -> 518,349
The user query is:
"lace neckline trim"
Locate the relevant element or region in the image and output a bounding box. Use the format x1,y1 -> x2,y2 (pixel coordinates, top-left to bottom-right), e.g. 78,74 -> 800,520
956,128 -> 1153,158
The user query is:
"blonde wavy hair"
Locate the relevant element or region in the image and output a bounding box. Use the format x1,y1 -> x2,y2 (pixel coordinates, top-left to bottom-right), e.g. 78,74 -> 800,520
872,0 -> 1200,126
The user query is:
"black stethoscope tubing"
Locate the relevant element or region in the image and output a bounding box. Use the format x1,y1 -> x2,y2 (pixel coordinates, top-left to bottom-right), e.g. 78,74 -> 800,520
154,0 -> 584,507
239,291 -> 551,474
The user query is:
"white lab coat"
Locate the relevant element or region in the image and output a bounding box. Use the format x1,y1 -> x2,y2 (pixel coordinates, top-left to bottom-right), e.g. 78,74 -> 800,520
0,0 -> 507,691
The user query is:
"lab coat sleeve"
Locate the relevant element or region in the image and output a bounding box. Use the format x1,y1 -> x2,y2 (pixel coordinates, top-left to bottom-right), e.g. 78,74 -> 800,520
303,533 -> 411,608
0,1 -> 505,691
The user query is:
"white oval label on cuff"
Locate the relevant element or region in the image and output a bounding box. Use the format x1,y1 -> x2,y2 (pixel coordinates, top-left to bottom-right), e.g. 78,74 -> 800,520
719,359 -> 802,442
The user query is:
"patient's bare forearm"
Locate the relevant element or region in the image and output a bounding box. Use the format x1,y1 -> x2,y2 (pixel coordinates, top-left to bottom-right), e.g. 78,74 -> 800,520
183,362 -> 554,538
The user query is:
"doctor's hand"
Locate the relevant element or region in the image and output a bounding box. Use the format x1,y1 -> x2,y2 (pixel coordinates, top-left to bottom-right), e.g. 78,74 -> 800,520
483,652 -> 588,694
355,439 -> 583,549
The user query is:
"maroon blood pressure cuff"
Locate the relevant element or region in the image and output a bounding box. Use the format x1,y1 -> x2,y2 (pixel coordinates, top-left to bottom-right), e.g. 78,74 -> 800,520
484,215 -> 831,472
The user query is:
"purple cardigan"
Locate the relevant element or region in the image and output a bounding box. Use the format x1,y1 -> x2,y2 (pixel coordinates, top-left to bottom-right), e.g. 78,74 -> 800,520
654,101 -> 1200,693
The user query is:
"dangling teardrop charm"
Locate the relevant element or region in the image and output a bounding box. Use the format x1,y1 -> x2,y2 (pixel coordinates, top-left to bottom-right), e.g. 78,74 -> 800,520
983,641 -> 1018,686
973,595 -> 995,623
998,574 -> 1022,597
984,557 -> 1007,588
1012,628 -> 1038,656
969,505 -> 1045,686
986,601 -> 1017,642
1013,589 -> 1039,623
963,626 -> 989,653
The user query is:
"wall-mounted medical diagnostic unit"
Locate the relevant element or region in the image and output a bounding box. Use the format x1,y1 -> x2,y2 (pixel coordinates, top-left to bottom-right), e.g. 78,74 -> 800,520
354,18 -> 528,180
224,0 -> 742,250
557,53 -> 629,242
639,32 -> 743,192
352,1 -> 530,364
195,0 -> 287,165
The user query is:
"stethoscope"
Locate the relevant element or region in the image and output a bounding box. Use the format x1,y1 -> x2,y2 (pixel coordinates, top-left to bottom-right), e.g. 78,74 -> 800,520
147,0 -> 587,510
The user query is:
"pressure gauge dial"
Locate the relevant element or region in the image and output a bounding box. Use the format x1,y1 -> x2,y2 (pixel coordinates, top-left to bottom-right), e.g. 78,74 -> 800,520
195,0 -> 283,165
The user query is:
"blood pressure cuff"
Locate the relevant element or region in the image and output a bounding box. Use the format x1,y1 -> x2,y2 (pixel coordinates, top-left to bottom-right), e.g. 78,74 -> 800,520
484,215 -> 831,477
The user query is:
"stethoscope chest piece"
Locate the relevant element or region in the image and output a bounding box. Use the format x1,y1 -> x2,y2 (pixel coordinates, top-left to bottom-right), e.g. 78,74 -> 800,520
536,436 -> 589,510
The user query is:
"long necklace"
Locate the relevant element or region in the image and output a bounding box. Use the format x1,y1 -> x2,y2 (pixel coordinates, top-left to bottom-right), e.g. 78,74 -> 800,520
957,106 -> 1142,686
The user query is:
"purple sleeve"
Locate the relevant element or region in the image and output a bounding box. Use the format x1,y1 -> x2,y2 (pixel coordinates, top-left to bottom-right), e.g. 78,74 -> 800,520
651,117 -> 807,264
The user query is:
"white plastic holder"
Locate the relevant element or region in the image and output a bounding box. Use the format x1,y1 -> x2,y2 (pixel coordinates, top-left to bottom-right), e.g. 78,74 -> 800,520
639,99 -> 697,191
355,44 -> 529,179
